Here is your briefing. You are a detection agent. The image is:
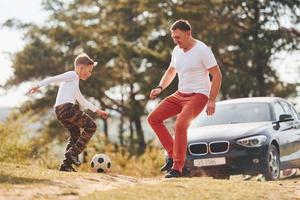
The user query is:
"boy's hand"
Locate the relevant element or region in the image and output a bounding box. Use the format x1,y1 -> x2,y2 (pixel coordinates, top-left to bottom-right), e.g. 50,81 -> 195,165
28,86 -> 39,95
96,109 -> 109,119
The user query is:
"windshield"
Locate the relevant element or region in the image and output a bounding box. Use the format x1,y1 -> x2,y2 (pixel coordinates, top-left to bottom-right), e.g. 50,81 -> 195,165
192,103 -> 272,127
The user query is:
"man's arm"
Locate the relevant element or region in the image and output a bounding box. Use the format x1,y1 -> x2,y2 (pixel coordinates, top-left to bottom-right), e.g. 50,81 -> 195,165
149,67 -> 177,99
158,67 -> 177,90
206,65 -> 222,115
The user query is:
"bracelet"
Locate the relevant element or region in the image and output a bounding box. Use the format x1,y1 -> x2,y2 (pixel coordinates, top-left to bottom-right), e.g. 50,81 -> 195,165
155,86 -> 163,90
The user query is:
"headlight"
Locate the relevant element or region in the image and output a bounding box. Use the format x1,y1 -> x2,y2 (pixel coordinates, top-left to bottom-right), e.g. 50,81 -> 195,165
236,135 -> 267,147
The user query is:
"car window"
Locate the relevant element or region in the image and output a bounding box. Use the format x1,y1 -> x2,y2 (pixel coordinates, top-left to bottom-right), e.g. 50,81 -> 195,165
192,103 -> 272,127
280,101 -> 295,118
273,102 -> 286,121
291,107 -> 300,120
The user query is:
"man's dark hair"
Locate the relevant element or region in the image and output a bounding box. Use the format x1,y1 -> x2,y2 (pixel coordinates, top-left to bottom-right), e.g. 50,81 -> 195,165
170,19 -> 191,31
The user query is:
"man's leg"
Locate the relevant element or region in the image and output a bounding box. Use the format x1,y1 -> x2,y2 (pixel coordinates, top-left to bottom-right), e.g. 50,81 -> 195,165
172,94 -> 208,173
147,94 -> 182,158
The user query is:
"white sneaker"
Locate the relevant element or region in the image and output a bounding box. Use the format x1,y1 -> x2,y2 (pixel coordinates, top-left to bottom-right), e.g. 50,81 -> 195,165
281,168 -> 297,179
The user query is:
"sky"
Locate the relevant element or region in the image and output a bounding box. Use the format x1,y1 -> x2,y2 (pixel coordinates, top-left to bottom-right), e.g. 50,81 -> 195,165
0,0 -> 47,107
0,0 -> 299,108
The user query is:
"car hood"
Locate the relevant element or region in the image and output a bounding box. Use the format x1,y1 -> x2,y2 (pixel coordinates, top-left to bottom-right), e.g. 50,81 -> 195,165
188,122 -> 271,142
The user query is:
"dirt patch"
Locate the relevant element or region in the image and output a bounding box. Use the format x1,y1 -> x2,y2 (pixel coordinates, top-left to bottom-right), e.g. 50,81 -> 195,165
0,173 -> 154,200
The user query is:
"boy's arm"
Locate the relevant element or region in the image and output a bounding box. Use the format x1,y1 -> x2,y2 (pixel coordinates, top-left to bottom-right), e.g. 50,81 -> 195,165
75,89 -> 98,112
76,90 -> 108,119
28,71 -> 76,95
37,71 -> 76,88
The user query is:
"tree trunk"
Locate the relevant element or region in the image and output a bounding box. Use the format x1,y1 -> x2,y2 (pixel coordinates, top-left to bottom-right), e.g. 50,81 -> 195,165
119,114 -> 124,146
253,1 -> 266,96
133,115 -> 146,155
103,119 -> 108,138
129,117 -> 134,149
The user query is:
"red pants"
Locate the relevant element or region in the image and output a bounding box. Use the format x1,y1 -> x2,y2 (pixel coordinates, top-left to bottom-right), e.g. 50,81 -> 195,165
147,91 -> 208,172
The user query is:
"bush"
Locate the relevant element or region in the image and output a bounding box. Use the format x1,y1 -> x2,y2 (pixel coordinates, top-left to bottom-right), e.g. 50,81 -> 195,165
0,117 -> 165,177
0,115 -> 60,168
0,121 -> 33,164
80,135 -> 165,177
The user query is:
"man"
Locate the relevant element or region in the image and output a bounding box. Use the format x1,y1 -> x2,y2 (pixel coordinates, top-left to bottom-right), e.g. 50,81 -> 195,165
147,19 -> 222,178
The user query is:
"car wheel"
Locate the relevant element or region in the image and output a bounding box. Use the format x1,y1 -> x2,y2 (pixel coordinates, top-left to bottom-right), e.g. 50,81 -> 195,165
264,144 -> 280,181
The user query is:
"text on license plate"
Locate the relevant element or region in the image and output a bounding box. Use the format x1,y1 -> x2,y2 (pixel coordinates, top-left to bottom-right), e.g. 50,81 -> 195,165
194,157 -> 226,167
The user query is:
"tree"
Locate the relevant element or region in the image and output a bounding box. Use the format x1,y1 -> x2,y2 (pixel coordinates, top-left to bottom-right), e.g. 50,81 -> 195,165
4,0 -> 300,154
168,0 -> 300,98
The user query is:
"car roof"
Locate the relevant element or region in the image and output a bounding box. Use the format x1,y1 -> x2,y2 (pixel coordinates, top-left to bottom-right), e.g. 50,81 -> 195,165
217,97 -> 285,105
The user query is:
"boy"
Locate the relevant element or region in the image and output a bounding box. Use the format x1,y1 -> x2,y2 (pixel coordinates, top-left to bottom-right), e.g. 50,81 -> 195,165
28,53 -> 108,172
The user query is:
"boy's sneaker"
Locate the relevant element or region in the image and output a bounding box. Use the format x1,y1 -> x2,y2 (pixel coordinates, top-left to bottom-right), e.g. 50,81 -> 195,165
165,169 -> 181,178
65,151 -> 81,166
59,163 -> 77,172
160,158 -> 173,172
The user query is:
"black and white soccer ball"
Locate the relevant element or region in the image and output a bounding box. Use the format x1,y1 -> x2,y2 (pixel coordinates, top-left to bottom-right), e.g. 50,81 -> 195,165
90,153 -> 112,173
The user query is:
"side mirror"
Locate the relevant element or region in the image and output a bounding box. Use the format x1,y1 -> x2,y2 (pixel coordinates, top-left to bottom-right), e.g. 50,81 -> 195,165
279,114 -> 294,122
273,114 -> 294,130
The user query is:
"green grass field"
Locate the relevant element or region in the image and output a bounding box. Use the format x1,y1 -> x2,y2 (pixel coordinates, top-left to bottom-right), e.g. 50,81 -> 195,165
1,162 -> 300,200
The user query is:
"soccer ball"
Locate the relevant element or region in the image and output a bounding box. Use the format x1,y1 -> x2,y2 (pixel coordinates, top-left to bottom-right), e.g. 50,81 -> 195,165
90,153 -> 112,173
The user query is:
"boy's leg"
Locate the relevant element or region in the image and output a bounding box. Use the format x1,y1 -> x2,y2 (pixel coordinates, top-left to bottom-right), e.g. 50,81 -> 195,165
172,94 -> 208,174
55,104 -> 81,170
55,103 -> 96,166
65,126 -> 81,152
59,123 -> 81,166
147,93 -> 182,159
65,110 -> 97,162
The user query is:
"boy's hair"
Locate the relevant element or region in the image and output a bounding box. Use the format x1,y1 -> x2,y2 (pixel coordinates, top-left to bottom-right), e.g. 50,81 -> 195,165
74,53 -> 97,68
170,19 -> 191,31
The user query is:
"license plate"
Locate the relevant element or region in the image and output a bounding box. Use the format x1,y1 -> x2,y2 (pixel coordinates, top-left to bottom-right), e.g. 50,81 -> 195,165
194,157 -> 226,167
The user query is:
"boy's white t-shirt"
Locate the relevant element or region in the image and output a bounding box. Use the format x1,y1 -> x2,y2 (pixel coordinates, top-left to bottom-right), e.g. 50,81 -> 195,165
37,71 -> 98,112
170,40 -> 218,96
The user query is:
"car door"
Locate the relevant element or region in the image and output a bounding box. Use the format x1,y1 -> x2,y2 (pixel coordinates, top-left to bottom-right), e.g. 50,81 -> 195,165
277,100 -> 300,168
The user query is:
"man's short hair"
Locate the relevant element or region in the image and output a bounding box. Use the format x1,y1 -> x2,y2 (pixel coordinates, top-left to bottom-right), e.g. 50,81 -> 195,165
170,19 -> 191,31
74,53 -> 97,67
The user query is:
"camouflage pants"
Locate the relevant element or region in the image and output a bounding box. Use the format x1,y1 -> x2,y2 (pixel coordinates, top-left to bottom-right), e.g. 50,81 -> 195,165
55,103 -> 97,160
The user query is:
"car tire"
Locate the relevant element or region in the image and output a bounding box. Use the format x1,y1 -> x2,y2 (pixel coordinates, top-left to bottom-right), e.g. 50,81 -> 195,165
264,144 -> 280,181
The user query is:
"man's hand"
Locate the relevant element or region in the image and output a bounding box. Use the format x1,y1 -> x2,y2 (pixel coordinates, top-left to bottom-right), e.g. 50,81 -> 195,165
28,86 -> 39,95
96,109 -> 109,119
149,88 -> 162,99
206,100 -> 216,116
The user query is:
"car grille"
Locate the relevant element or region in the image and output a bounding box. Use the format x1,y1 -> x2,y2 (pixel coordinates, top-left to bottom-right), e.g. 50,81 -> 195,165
189,141 -> 229,155
209,141 -> 229,154
189,143 -> 208,155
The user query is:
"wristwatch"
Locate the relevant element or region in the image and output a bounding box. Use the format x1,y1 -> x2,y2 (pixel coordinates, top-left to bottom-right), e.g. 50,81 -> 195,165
155,86 -> 163,90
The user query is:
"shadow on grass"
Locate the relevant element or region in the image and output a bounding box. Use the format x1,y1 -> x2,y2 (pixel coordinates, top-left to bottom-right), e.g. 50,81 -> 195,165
0,174 -> 51,185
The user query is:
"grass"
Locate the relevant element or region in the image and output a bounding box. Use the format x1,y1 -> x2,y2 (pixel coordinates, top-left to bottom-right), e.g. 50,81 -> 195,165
1,162 -> 300,200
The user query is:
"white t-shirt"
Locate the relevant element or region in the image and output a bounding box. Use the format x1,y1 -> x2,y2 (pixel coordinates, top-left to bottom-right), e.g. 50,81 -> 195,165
38,71 -> 98,112
170,40 -> 218,96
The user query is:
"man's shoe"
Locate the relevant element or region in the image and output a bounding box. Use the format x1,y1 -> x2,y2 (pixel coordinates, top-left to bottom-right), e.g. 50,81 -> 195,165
65,151 -> 81,166
59,163 -> 77,172
282,168 -> 297,178
160,158 -> 173,172
165,169 -> 181,178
